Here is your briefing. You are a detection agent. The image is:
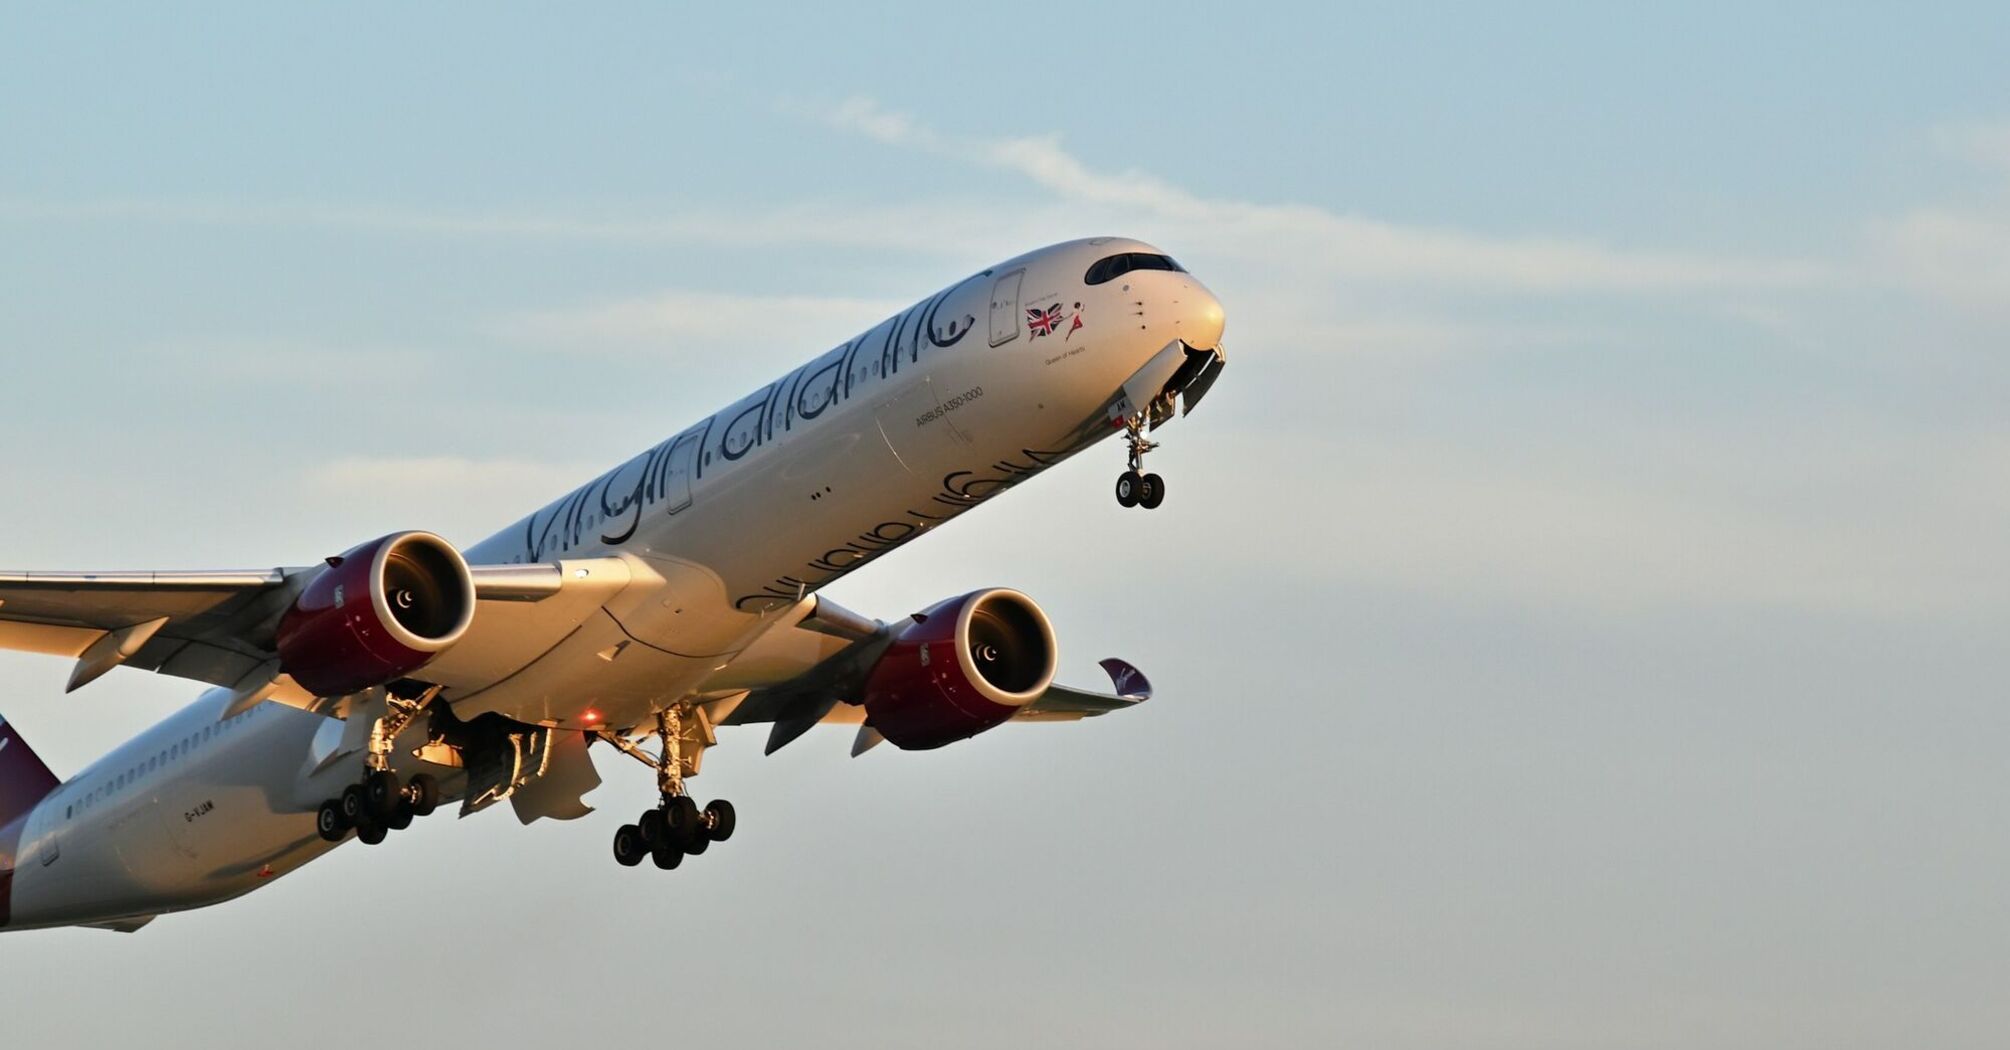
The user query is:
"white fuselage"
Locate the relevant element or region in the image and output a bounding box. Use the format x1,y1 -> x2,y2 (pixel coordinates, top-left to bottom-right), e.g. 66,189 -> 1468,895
2,237 -> 1224,932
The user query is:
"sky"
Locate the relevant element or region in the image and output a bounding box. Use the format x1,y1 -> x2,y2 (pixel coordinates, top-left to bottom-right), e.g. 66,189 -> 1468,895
3,4 -> 2010,1047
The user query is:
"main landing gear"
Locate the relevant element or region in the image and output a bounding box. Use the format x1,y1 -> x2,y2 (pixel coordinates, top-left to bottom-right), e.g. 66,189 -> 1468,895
599,707 -> 737,873
315,687 -> 444,845
1114,412 -> 1166,510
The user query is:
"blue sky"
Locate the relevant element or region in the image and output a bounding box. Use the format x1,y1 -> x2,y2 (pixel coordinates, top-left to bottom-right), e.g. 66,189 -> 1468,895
4,5 -> 2010,1048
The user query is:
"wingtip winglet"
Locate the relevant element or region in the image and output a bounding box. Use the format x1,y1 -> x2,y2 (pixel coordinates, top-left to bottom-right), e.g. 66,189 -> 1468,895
1097,658 -> 1152,701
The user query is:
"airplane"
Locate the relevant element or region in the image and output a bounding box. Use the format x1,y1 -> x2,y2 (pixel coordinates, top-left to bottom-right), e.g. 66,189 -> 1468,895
0,237 -> 1226,933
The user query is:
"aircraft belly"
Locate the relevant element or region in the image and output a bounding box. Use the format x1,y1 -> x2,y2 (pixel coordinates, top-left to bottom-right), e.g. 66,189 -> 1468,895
446,609 -> 715,729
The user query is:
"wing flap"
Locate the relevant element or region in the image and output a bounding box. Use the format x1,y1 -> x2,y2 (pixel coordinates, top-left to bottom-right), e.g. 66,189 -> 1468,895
0,568 -> 302,690
0,570 -> 287,632
0,620 -> 101,659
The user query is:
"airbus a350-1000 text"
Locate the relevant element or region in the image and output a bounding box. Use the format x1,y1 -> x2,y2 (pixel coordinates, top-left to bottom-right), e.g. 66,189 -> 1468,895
0,237 -> 1227,933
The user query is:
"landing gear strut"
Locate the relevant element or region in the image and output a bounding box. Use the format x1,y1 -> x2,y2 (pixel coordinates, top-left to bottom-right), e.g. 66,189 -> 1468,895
599,707 -> 736,873
1115,411 -> 1166,510
314,687 -> 444,844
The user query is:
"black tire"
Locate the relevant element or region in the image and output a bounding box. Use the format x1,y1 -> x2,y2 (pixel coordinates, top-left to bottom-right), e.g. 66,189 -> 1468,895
1139,473 -> 1165,510
316,800 -> 348,842
683,833 -> 709,856
1115,472 -> 1140,508
650,843 -> 683,870
612,824 -> 646,867
704,799 -> 737,843
664,795 -> 701,849
406,773 -> 439,817
356,819 -> 387,846
384,803 -> 413,831
366,770 -> 403,820
638,808 -> 669,850
340,784 -> 368,824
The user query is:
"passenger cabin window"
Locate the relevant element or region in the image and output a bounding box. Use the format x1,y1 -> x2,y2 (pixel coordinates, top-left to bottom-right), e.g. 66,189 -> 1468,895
1084,252 -> 1186,286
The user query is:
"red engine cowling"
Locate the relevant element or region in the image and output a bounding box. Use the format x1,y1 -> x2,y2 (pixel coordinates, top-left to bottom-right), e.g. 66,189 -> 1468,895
275,531 -> 475,697
862,588 -> 1058,750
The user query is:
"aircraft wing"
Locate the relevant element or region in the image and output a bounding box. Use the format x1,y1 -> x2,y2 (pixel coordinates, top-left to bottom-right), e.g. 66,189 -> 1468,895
1011,658 -> 1153,721
707,606 -> 1152,754
0,560 -> 629,698
0,569 -> 304,693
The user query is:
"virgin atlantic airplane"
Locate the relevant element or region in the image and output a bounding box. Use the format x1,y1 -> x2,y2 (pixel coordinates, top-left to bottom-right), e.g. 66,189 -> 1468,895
0,237 -> 1226,933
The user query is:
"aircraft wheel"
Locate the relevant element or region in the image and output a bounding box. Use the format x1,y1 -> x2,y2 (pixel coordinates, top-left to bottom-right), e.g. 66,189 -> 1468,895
704,799 -> 737,842
366,770 -> 403,820
340,784 -> 368,824
664,795 -> 702,849
316,800 -> 348,842
651,842 -> 684,870
638,808 -> 669,850
613,824 -> 646,867
1139,473 -> 1165,510
356,819 -> 388,846
1115,472 -> 1140,508
406,773 -> 439,817
384,803 -> 414,831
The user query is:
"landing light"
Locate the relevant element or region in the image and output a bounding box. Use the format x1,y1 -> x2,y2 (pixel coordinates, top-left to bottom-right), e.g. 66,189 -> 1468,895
583,709 -> 602,725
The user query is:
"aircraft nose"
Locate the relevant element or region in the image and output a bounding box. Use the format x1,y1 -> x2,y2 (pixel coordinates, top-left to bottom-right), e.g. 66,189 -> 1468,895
1180,284 -> 1226,350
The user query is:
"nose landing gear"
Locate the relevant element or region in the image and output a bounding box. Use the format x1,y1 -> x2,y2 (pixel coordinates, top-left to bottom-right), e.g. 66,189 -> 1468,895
600,707 -> 737,873
1115,413 -> 1166,510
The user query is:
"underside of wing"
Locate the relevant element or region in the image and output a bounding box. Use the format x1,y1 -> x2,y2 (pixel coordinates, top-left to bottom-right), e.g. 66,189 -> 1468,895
0,569 -> 301,691
0,549 -> 645,703
1012,658 -> 1154,722
703,589 -> 1154,755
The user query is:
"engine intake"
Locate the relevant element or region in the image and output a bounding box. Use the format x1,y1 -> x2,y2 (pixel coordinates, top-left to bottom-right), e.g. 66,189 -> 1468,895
862,588 -> 1058,749
276,531 -> 475,696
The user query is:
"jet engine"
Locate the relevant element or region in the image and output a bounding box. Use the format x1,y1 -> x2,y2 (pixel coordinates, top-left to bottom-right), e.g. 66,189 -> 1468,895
276,531 -> 475,696
861,588 -> 1057,749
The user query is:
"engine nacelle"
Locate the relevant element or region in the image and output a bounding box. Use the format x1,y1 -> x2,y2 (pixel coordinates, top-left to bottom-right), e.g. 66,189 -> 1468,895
862,588 -> 1058,750
276,531 -> 475,697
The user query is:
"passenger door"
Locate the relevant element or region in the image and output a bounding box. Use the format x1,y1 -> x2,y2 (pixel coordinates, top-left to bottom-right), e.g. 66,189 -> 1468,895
657,429 -> 702,516
988,269 -> 1023,347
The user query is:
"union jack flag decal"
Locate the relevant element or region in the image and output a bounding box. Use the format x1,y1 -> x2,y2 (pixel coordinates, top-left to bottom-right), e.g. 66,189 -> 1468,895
1026,303 -> 1063,337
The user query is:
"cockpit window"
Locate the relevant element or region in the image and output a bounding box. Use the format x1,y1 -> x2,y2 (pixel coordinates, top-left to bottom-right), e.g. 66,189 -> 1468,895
1085,252 -> 1186,285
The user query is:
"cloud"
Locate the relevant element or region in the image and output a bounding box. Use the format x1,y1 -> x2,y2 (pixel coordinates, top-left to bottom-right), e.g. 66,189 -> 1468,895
824,95 -> 925,147
499,289 -> 904,356
0,97 -> 1837,298
1175,423 -> 2010,619
306,456 -> 589,490
139,336 -> 448,385
0,195 -> 1019,258
1873,207 -> 2010,309
1929,121 -> 2010,176
1862,123 -> 2010,313
813,96 -> 1835,293
299,457 -> 602,542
